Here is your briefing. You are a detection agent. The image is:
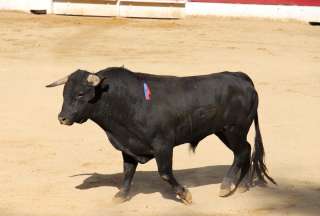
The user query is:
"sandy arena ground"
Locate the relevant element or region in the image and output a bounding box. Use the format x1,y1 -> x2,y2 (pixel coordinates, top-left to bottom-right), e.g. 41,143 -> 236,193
0,11 -> 320,216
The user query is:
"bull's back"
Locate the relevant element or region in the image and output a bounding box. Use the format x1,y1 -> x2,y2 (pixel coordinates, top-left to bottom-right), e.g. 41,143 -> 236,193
145,71 -> 255,113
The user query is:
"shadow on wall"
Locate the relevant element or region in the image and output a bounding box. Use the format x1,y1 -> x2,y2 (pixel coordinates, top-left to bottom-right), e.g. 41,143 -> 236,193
72,165 -> 229,202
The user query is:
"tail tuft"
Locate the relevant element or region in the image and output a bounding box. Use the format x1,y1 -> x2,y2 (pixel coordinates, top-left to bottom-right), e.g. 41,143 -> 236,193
189,141 -> 199,153
250,113 -> 276,186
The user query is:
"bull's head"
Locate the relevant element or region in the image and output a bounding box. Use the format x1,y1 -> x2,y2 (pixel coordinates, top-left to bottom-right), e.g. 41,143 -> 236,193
46,69 -> 103,126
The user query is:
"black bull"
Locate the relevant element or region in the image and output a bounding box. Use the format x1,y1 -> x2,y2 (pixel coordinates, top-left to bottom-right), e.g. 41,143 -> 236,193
47,67 -> 275,204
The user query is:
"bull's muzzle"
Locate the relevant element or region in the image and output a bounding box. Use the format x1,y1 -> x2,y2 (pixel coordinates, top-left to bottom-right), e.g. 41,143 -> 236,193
58,116 -> 73,126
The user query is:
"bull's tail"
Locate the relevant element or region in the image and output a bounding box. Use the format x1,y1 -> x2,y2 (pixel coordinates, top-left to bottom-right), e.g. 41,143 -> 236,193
250,113 -> 276,185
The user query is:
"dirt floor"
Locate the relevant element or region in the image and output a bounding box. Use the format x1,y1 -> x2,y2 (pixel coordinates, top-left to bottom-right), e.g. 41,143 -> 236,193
0,11 -> 320,216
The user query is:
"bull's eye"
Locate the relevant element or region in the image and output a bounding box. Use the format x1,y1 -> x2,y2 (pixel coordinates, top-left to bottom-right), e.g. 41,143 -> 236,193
77,92 -> 84,99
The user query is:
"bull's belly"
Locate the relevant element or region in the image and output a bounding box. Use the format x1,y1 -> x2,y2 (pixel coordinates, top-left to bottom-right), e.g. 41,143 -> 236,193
175,123 -> 218,146
106,131 -> 154,164
174,105 -> 223,145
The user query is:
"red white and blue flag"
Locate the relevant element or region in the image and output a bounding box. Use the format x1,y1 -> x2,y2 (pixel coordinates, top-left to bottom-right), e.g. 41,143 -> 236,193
143,82 -> 151,100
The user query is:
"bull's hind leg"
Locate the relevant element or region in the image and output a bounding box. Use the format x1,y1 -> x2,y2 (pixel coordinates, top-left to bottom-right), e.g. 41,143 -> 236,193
236,141 -> 252,193
113,152 -> 138,203
154,144 -> 192,204
216,130 -> 251,197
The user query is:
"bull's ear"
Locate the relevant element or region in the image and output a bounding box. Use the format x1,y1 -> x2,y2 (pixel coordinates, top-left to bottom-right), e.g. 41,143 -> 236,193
46,75 -> 69,88
89,76 -> 108,103
87,74 -> 101,87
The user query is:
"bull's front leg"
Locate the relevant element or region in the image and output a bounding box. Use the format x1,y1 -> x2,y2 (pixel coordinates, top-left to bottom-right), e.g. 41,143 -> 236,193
153,142 -> 192,204
113,152 -> 138,203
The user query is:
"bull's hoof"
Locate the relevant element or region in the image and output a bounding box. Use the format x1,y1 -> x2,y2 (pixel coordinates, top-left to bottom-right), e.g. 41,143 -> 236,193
177,188 -> 192,205
237,184 -> 249,193
112,196 -> 128,204
219,187 -> 231,197
112,191 -> 129,204
219,177 -> 233,197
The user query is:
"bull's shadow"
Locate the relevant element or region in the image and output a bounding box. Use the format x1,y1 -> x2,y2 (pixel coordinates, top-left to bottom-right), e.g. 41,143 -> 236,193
73,165 -> 229,202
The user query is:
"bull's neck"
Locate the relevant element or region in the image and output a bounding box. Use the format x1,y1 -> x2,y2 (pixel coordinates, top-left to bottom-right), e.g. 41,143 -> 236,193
89,86 -> 138,132
89,97 -> 113,132
89,106 -> 109,131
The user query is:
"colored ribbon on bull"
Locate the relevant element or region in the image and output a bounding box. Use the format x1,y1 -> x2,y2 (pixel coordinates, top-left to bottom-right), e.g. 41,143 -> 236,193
143,82 -> 151,100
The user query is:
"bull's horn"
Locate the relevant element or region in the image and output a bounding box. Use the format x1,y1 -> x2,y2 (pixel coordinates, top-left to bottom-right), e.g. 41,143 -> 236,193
46,76 -> 69,88
87,74 -> 101,86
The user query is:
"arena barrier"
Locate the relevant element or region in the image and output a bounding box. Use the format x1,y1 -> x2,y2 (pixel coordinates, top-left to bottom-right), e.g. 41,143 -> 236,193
0,0 -> 319,21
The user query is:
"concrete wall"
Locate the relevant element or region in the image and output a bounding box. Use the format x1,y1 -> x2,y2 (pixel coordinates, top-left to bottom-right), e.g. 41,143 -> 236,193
1,0 -> 319,21
53,1 -> 118,17
0,0 -> 52,13
0,0 -> 29,12
186,2 -> 320,21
